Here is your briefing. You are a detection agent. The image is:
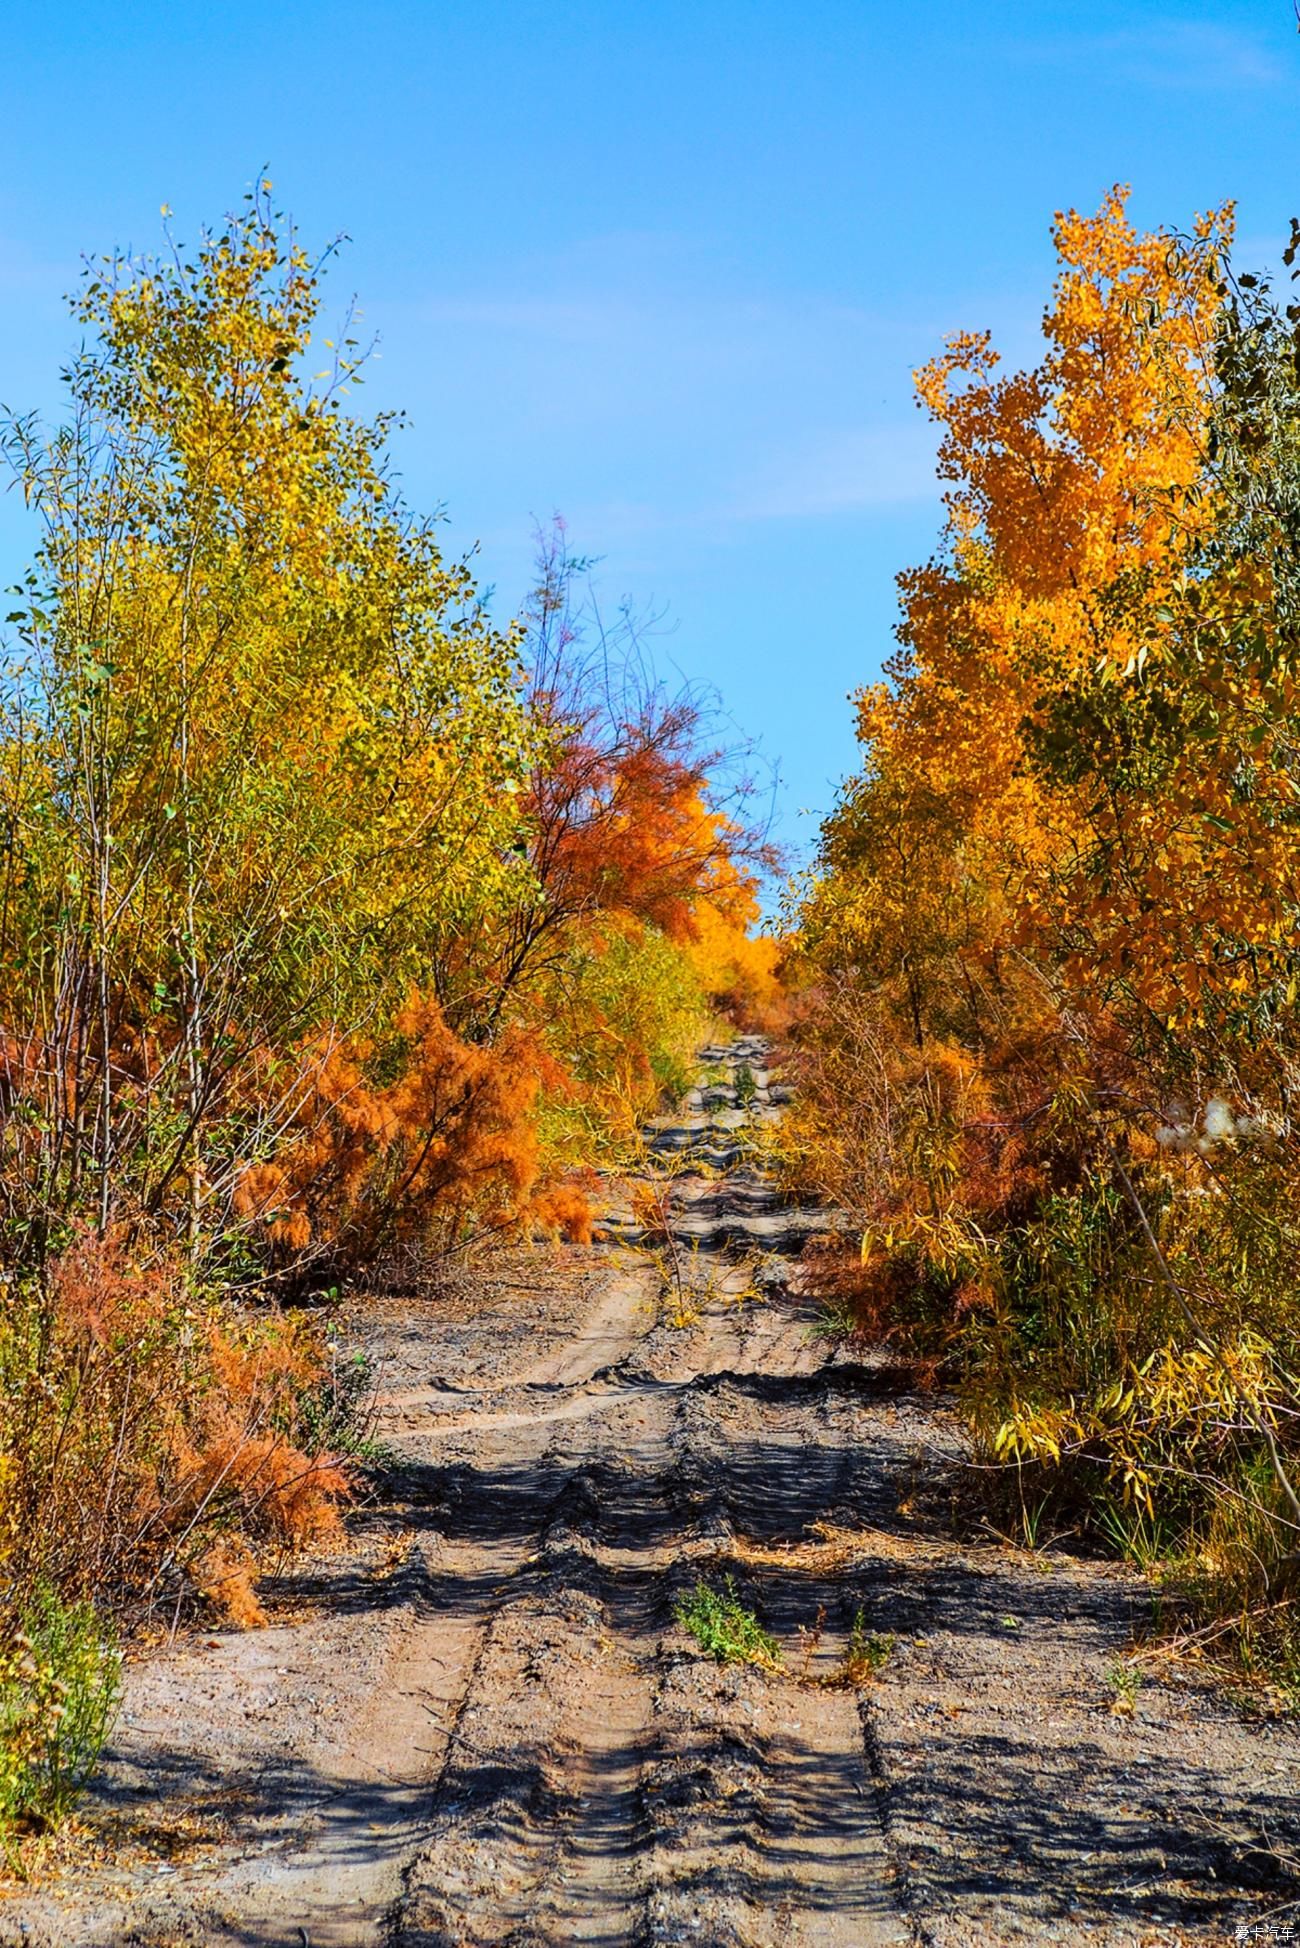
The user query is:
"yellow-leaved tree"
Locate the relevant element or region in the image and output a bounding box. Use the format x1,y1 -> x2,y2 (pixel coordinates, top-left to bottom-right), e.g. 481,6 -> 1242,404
791,192 -> 1300,1650
0,182 -> 538,1273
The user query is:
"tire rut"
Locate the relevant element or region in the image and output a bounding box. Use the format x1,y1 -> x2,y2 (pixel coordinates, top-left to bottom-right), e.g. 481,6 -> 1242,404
10,1039 -> 1296,1946
394,1036 -> 913,1948
3,1039 -> 914,1947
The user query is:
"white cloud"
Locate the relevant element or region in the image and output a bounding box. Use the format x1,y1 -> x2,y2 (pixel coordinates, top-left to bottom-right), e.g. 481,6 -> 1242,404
360,228 -> 973,582
381,257 -> 937,543
1021,18 -> 1286,91
726,422 -> 940,523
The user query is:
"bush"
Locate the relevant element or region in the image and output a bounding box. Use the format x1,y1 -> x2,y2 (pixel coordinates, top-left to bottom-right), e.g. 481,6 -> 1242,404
230,996 -> 563,1278
0,1585 -> 121,1842
0,1231 -> 349,1634
674,1576 -> 781,1670
534,916 -> 710,1157
787,981 -> 1300,1675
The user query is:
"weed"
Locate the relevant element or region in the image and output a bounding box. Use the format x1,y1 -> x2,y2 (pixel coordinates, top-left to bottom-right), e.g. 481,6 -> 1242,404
296,1336 -> 393,1467
796,1605 -> 827,1679
0,1586 -> 122,1847
674,1577 -> 781,1670
734,1062 -> 758,1109
1095,1501 -> 1174,1576
808,1297 -> 859,1340
1105,1661 -> 1142,1716
838,1610 -> 895,1684
1016,1490 -> 1052,1552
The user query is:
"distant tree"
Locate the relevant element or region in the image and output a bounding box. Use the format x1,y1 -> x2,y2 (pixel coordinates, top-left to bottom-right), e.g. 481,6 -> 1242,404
464,518 -> 778,1031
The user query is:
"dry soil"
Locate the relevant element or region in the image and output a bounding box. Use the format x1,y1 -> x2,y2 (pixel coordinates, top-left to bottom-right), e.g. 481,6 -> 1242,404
4,1039 -> 1299,1947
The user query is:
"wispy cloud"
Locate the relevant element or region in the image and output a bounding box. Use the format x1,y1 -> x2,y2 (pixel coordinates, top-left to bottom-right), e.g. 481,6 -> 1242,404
1019,18 -> 1285,92
726,423 -> 940,523
387,255 -> 937,547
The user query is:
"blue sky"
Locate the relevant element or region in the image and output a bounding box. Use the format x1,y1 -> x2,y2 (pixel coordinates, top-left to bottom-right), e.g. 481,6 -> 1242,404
1,1 -> 1298,865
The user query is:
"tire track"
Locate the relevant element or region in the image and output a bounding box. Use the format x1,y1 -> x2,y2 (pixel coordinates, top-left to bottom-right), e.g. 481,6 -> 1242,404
10,1039 -> 1294,1946
394,1036 -> 913,1948
4,1040 -> 914,1947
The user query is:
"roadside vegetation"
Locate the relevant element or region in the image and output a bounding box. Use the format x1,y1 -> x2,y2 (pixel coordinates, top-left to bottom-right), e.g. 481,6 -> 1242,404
787,188 -> 1300,1690
675,1577 -> 783,1671
13,166 -> 1300,1865
0,184 -> 780,1849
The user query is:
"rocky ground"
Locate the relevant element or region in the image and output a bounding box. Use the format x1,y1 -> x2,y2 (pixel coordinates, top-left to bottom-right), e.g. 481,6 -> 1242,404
4,1039 -> 1299,1946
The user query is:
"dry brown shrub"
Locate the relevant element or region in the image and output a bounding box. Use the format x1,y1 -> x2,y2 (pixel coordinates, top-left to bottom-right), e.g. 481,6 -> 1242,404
0,1230 -> 349,1631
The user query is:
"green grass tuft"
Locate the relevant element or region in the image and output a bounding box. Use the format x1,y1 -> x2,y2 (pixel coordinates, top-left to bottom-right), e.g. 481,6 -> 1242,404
840,1609 -> 895,1684
674,1576 -> 781,1669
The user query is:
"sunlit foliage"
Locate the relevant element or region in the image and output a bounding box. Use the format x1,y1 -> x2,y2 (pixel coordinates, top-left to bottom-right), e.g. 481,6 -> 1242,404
0,182 -> 535,1273
794,190 -> 1300,1665
0,187 -> 776,1743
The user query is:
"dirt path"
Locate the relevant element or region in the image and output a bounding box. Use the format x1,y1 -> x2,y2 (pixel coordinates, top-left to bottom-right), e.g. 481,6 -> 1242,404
5,1038 -> 1299,1946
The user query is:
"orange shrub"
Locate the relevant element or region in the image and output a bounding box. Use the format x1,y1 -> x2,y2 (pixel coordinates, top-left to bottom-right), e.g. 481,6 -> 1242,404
233,992 -> 569,1273
0,1230 -> 348,1631
528,1180 -> 596,1246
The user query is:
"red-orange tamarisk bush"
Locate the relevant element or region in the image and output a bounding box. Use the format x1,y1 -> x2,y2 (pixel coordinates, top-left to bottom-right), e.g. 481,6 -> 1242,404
0,1231 -> 349,1621
231,993 -> 583,1268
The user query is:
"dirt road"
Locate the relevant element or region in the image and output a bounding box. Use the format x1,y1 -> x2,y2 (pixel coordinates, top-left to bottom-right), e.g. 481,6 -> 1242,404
5,1040 -> 1298,1946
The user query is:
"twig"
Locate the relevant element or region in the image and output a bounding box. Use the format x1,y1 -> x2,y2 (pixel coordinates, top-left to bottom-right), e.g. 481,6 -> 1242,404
416,1707 -> 500,1764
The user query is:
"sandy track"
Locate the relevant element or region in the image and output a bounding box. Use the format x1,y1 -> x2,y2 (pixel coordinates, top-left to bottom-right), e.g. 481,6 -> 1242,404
4,1037 -> 1298,1945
